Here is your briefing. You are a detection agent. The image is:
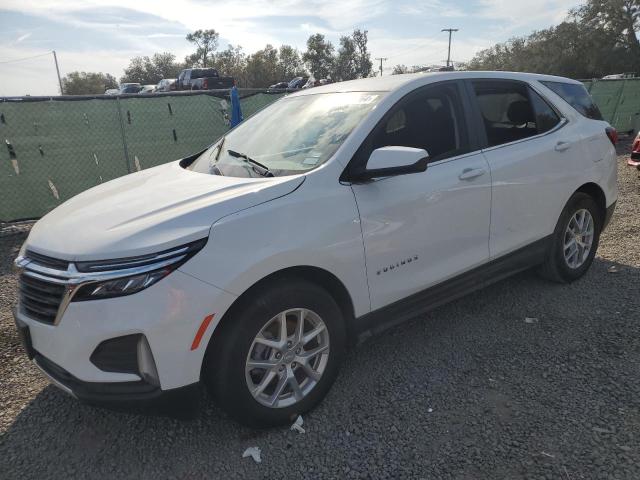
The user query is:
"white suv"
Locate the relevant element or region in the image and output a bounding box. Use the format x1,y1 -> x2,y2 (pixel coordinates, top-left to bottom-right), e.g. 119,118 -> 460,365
14,72 -> 617,427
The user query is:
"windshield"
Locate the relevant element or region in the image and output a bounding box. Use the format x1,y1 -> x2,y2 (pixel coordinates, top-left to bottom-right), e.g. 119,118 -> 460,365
188,92 -> 382,177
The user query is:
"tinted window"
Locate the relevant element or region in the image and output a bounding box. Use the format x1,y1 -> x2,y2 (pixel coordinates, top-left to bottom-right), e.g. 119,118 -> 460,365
540,81 -> 603,120
529,88 -> 561,133
473,80 -> 560,148
370,83 -> 469,161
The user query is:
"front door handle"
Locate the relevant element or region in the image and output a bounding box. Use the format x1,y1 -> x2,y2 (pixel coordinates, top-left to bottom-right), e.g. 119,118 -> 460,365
458,168 -> 486,181
555,141 -> 571,152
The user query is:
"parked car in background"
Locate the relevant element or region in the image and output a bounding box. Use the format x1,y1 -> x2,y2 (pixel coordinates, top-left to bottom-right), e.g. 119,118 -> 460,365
119,83 -> 142,94
13,71 -> 617,428
287,76 -> 308,89
190,75 -> 235,90
269,82 -> 289,90
104,89 -> 119,95
139,85 -> 157,94
176,68 -> 234,91
156,79 -> 176,92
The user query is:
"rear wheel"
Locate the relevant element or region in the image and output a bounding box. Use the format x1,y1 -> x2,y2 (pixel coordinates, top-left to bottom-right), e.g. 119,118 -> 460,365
203,279 -> 346,427
539,192 -> 602,283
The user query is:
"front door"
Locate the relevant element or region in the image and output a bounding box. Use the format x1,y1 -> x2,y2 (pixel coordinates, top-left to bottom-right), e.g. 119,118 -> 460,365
349,82 -> 492,311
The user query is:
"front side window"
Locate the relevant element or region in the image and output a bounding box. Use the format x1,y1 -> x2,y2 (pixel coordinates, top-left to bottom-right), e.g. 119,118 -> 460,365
188,92 -> 382,177
473,80 -> 561,148
368,83 -> 469,161
540,81 -> 603,120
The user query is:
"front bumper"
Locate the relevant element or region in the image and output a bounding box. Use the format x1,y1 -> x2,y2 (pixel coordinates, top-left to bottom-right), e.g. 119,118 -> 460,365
15,316 -> 200,415
14,268 -> 237,404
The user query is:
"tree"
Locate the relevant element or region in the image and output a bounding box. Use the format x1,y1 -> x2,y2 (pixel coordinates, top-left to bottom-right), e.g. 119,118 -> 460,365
215,44 -> 248,85
352,29 -> 373,78
302,34 -> 335,79
572,0 -> 640,70
245,44 -> 280,87
391,64 -> 410,75
333,35 -> 358,81
185,29 -> 220,67
121,52 -> 183,84
466,0 -> 640,78
62,71 -> 117,95
277,45 -> 306,80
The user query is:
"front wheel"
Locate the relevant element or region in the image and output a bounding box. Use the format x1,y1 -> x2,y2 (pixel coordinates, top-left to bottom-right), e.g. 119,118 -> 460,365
538,192 -> 602,283
203,279 -> 346,427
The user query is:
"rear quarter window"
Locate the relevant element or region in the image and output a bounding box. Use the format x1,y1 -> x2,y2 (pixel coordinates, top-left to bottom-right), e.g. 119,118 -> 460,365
540,81 -> 603,120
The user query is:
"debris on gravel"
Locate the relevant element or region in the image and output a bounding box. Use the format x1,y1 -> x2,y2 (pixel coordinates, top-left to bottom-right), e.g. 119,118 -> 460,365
0,138 -> 639,479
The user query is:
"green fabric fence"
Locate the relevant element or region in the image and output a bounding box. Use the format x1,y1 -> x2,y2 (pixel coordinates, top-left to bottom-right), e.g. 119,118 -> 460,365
0,90 -> 285,222
3,80 -> 640,223
582,78 -> 640,133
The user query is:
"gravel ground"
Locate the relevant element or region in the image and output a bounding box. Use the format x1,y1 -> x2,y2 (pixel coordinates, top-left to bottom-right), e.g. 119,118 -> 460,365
1,139 -> 639,480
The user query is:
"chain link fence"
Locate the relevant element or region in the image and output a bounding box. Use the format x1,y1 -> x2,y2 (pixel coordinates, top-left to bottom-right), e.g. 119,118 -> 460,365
582,78 -> 640,133
3,79 -> 640,234
0,89 -> 285,229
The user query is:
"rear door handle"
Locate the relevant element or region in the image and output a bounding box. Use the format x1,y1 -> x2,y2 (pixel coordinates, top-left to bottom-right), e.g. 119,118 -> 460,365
458,168 -> 486,181
555,141 -> 571,152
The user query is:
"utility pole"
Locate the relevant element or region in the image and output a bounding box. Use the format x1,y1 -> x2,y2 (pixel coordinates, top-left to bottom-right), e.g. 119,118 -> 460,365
441,28 -> 458,69
52,50 -> 64,95
375,57 -> 387,76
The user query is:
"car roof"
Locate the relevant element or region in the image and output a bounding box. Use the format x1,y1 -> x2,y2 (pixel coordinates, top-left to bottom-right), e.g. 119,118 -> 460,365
290,71 -> 583,97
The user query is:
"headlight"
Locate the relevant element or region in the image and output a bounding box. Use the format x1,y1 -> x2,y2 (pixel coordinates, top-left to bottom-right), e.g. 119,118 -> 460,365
73,267 -> 174,301
71,238 -> 207,302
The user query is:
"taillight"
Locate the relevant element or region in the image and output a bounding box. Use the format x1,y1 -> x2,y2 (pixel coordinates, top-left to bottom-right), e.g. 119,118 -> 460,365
632,136 -> 640,153
203,78 -> 208,89
605,127 -> 618,146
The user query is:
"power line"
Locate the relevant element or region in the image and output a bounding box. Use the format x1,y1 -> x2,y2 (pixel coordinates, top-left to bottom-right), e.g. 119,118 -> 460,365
0,51 -> 53,65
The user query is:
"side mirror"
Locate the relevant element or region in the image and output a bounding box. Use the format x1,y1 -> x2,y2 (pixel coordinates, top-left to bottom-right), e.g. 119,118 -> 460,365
349,146 -> 429,182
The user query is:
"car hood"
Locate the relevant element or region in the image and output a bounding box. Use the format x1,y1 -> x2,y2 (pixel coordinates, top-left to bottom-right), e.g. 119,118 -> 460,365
26,161 -> 304,261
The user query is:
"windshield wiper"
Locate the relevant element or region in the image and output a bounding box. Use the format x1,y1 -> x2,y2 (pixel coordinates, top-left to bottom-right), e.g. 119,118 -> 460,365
227,149 -> 274,177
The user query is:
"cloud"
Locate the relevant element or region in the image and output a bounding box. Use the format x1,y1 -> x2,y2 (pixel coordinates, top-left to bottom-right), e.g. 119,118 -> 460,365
0,0 -> 586,95
15,33 -> 32,43
476,0 -> 580,32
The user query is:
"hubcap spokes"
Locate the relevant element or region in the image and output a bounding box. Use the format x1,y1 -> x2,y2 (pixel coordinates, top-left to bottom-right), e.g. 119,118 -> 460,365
563,209 -> 594,269
245,308 -> 330,408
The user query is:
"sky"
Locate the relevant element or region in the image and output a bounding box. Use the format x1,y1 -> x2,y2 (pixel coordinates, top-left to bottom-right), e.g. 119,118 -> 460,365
0,0 -> 583,96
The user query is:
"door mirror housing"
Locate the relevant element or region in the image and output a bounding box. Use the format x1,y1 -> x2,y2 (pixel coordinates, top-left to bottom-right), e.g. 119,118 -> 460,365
348,146 -> 429,182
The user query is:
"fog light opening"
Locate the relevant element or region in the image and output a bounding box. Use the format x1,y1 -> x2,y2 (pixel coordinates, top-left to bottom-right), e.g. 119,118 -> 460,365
137,336 -> 160,387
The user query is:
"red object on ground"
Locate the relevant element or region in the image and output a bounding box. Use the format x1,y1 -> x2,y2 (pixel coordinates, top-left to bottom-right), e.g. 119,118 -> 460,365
628,131 -> 640,167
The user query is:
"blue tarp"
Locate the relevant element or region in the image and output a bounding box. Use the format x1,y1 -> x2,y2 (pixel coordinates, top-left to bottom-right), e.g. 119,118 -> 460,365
230,86 -> 243,127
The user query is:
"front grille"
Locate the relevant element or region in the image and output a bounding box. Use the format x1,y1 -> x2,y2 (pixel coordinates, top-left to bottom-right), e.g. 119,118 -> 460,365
25,250 -> 70,270
19,273 -> 66,324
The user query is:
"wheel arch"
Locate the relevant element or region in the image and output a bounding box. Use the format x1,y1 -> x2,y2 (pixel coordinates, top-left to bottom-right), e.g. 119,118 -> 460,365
575,182 -> 606,221
200,265 -> 358,378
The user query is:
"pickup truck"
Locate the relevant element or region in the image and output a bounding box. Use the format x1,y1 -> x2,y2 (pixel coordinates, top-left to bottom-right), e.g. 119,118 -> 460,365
176,68 -> 235,91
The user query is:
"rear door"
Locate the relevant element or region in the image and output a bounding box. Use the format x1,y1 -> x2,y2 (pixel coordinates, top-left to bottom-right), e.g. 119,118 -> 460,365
349,81 -> 492,310
466,79 -> 580,258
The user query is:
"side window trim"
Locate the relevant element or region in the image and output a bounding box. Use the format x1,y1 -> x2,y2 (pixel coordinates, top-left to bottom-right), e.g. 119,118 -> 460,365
464,78 -> 568,152
342,79 -> 478,180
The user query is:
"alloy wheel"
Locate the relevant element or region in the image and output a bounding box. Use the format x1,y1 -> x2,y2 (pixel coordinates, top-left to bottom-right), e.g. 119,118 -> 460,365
563,208 -> 594,269
245,308 -> 330,408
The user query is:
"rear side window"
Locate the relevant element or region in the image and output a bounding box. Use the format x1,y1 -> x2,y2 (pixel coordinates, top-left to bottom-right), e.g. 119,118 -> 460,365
540,81 -> 603,120
472,80 -> 561,148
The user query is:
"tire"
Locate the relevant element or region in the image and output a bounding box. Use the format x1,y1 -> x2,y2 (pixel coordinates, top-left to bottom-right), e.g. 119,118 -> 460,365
202,278 -> 346,428
538,192 -> 603,283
